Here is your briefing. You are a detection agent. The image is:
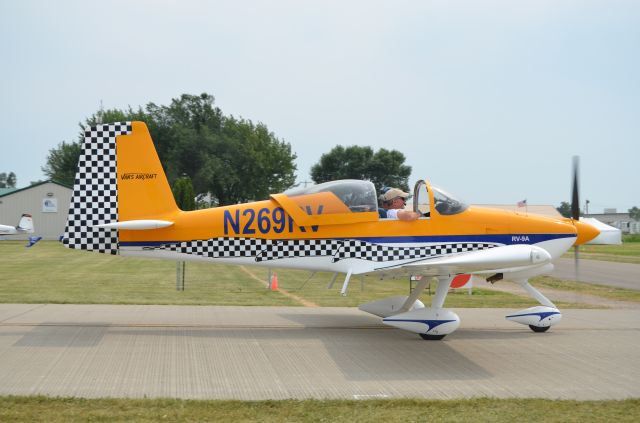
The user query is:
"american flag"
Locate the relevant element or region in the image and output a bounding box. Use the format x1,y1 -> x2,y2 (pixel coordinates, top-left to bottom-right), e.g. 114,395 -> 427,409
517,199 -> 527,207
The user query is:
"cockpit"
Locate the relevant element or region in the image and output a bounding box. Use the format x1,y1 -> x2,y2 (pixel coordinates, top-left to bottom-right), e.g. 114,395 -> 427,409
284,180 -> 378,213
413,180 -> 468,216
282,179 -> 468,219
432,186 -> 468,215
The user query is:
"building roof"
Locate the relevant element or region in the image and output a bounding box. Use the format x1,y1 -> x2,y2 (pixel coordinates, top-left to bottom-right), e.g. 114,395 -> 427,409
0,180 -> 72,198
0,187 -> 17,196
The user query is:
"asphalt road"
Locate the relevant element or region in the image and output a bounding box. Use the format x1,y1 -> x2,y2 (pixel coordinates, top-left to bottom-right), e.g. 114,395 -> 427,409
0,304 -> 638,400
551,258 -> 640,290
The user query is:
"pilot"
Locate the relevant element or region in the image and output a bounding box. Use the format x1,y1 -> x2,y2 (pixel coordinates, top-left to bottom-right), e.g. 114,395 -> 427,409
378,188 -> 420,221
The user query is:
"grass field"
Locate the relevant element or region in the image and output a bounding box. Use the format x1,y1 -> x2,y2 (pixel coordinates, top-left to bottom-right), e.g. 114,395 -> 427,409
534,276 -> 640,303
563,241 -> 640,264
1,396 -> 638,423
0,240 -> 609,308
1,240 -> 638,419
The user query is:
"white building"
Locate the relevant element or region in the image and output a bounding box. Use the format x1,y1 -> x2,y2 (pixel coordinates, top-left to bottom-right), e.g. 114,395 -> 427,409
0,181 -> 72,240
584,211 -> 638,234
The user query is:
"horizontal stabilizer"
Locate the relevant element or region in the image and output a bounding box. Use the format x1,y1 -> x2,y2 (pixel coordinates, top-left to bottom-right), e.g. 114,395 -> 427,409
92,220 -> 174,230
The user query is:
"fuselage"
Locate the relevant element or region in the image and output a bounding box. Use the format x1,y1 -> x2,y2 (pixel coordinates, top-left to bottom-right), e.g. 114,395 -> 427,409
118,202 -> 586,275
61,121 -> 599,277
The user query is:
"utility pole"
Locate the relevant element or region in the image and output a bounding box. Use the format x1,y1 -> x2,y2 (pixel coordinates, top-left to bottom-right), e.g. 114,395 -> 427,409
97,100 -> 104,124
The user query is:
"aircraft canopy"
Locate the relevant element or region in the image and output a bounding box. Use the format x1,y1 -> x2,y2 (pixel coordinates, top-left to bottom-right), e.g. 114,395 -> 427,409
272,180 -> 379,226
284,180 -> 378,213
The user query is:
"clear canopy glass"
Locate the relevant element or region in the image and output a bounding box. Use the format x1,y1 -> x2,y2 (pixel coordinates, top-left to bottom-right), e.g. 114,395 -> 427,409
284,180 -> 378,213
432,186 -> 468,215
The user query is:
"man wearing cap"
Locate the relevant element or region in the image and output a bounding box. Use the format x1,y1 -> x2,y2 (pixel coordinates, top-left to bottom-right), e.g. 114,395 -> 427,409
378,188 -> 420,221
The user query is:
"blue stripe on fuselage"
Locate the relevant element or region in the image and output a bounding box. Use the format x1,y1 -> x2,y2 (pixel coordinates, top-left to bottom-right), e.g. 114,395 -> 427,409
119,233 -> 575,248
352,233 -> 575,245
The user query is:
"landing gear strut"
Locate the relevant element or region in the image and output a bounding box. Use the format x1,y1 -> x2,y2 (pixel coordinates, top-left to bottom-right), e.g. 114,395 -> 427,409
359,274 -> 461,340
382,274 -> 460,341
505,279 -> 562,333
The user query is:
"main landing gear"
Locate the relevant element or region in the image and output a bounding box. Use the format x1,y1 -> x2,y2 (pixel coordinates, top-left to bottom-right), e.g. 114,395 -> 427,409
359,274 -> 460,340
505,279 -> 562,333
358,272 -> 563,339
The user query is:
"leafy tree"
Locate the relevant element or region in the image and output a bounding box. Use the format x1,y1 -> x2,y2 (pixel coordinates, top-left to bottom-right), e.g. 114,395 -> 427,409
172,176 -> 196,211
42,107 -> 155,187
556,201 -> 572,218
0,172 -> 17,188
367,149 -> 412,192
42,141 -> 82,186
629,206 -> 640,221
310,146 -> 411,192
42,93 -> 297,205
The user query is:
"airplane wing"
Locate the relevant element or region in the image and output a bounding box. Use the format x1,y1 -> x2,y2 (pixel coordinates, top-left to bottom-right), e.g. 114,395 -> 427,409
0,224 -> 17,235
374,244 -> 552,277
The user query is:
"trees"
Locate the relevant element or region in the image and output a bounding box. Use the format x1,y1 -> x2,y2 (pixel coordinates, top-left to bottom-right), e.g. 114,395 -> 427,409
42,107 -> 151,187
556,202 -> 572,218
41,142 -> 82,186
629,206 -> 640,221
0,172 -> 17,188
42,93 -> 297,206
310,146 -> 411,192
172,176 -> 196,211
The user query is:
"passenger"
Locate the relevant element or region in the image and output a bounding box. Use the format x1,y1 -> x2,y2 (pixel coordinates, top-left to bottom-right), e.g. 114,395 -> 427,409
378,188 -> 420,221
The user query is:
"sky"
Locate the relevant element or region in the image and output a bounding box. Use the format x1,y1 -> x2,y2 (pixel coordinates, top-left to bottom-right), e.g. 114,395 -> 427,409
1,0 -> 638,214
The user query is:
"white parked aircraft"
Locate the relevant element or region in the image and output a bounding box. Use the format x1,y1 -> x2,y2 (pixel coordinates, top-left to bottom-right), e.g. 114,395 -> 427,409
0,214 -> 34,235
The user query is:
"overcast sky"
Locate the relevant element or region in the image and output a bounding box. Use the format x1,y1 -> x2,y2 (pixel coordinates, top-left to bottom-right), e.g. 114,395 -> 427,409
1,0 -> 638,213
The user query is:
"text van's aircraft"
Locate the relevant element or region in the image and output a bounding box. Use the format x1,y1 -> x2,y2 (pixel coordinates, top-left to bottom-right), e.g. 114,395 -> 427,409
0,214 -> 34,236
62,122 -> 600,340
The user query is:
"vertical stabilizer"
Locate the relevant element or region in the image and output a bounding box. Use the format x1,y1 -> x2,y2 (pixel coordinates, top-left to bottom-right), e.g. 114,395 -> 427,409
16,214 -> 34,233
62,122 -> 132,254
62,121 -> 179,255
116,121 -> 178,221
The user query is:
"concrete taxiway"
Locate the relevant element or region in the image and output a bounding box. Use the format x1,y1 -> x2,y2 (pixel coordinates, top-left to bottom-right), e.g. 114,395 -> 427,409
0,304 -> 638,400
552,258 -> 640,290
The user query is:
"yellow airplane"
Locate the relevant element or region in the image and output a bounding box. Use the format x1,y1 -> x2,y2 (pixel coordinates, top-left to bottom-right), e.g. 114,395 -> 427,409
62,122 -> 600,340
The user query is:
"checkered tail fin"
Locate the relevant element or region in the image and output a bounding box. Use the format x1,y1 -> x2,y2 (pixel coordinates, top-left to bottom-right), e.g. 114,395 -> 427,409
62,121 -> 178,254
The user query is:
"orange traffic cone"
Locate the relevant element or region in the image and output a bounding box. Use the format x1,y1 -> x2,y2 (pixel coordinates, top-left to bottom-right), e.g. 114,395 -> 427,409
271,272 -> 279,291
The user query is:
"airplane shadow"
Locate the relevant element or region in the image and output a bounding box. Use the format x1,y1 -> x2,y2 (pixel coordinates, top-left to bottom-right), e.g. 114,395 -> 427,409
7,313 -> 552,382
12,323 -> 108,348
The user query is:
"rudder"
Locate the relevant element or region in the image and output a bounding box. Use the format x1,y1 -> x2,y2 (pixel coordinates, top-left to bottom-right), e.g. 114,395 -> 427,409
62,121 -> 177,254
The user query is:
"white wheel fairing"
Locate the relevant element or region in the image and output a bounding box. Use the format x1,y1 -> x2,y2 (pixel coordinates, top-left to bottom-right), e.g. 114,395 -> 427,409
383,308 -> 460,336
506,306 -> 562,328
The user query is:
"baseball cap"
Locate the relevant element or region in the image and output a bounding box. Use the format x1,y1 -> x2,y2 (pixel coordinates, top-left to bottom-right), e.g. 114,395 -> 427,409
381,188 -> 411,202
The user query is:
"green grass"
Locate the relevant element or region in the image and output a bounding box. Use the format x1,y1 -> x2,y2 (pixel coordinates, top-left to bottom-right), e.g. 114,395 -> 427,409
563,242 -> 640,264
0,396 -> 638,422
0,241 -> 602,308
0,240 -> 297,306
0,241 -> 622,309
274,269 -> 594,308
623,234 -> 640,242
533,276 -> 640,303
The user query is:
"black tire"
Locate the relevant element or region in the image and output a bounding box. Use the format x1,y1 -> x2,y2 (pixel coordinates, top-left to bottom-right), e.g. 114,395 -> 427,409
420,333 -> 446,340
529,325 -> 551,333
